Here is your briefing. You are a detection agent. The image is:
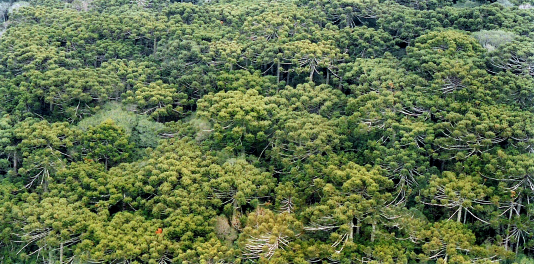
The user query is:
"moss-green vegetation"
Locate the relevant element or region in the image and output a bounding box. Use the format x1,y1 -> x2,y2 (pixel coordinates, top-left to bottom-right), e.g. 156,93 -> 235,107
1,0 -> 534,262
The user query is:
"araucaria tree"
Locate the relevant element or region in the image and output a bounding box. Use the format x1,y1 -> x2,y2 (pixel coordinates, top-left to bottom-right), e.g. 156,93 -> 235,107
0,0 -> 533,262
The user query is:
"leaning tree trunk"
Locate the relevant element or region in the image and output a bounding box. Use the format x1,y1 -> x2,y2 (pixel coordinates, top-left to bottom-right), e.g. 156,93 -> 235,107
309,65 -> 315,82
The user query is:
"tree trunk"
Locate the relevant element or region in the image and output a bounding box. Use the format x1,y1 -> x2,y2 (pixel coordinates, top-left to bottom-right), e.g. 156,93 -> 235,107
277,61 -> 280,84
348,220 -> 354,242
457,205 -> 462,223
13,151 -> 17,174
286,70 -> 290,85
43,168 -> 49,193
60,242 -> 64,264
463,206 -> 467,224
153,38 -> 157,59
326,70 -> 330,85
370,220 -> 376,242
49,247 -> 53,264
356,218 -> 360,236
516,197 -> 522,215
505,204 -> 513,250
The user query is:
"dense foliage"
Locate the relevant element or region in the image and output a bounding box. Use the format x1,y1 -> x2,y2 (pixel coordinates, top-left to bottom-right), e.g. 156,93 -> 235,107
1,0 -> 534,263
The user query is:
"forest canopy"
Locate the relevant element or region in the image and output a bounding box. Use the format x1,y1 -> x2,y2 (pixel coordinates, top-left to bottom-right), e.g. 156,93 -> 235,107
0,0 -> 534,263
